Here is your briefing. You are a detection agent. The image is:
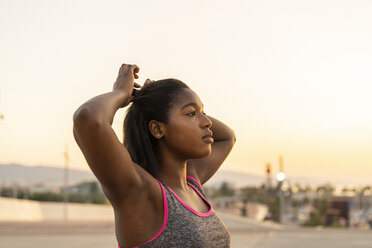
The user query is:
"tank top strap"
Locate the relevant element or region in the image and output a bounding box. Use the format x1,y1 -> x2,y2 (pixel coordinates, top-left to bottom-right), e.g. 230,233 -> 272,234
186,176 -> 205,196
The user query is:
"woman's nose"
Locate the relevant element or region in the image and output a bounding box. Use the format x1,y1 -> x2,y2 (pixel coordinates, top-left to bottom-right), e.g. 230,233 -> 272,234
201,114 -> 212,128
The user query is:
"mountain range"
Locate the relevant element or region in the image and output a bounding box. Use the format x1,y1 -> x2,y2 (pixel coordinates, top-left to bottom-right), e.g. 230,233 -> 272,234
0,163 -> 267,187
0,163 -> 363,188
0,163 -> 95,187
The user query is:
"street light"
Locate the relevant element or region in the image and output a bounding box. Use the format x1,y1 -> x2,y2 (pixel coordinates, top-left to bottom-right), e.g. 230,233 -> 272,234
276,172 -> 285,182
276,172 -> 286,224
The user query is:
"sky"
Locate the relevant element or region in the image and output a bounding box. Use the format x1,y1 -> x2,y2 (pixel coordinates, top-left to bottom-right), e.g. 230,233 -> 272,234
0,0 -> 371,185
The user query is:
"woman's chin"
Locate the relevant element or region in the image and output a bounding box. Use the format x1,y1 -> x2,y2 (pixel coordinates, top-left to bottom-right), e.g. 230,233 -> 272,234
194,148 -> 212,159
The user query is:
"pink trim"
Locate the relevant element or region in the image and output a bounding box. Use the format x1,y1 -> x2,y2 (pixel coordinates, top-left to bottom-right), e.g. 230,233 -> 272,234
167,182 -> 212,217
133,179 -> 168,247
186,176 -> 205,193
118,179 -> 168,248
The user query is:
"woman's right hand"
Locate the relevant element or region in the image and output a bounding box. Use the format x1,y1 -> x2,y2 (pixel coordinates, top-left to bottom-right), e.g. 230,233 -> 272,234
113,64 -> 141,107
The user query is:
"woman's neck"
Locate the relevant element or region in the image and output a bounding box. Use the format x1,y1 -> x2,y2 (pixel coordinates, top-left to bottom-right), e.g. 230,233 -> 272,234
157,158 -> 189,190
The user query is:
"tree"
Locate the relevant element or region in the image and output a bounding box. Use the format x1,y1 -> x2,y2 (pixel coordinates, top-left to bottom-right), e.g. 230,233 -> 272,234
219,182 -> 235,197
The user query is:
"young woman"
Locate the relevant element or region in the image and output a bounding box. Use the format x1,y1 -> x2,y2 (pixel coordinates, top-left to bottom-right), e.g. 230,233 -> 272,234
73,64 -> 236,247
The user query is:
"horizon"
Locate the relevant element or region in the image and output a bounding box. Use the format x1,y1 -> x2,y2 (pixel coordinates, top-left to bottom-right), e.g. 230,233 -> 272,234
1,162 -> 370,188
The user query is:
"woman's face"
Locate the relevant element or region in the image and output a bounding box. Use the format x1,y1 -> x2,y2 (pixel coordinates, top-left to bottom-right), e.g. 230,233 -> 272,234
162,88 -> 213,159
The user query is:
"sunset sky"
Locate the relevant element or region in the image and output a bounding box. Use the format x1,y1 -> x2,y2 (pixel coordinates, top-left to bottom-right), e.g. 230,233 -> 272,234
1,0 -> 371,185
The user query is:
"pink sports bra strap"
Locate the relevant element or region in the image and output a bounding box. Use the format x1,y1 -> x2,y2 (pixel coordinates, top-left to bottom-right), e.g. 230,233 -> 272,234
118,179 -> 168,248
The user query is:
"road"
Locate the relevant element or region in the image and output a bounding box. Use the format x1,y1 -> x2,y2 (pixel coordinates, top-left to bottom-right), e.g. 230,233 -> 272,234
231,229 -> 372,248
0,215 -> 371,248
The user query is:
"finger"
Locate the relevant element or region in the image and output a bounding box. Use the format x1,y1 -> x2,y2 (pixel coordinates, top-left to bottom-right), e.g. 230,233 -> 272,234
143,79 -> 151,87
130,64 -> 140,73
133,65 -> 140,79
132,64 -> 140,72
119,63 -> 127,70
134,82 -> 141,88
118,64 -> 129,75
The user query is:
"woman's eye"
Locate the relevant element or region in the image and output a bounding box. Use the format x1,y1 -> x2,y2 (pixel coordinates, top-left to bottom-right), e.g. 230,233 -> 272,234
187,111 -> 196,116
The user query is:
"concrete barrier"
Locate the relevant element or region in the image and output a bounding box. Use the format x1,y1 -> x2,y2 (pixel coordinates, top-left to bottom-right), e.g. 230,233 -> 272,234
0,197 -> 114,222
0,197 -> 43,221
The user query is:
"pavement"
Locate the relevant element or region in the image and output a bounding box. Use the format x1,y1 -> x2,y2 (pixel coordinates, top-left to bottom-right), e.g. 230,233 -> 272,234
0,214 -> 371,248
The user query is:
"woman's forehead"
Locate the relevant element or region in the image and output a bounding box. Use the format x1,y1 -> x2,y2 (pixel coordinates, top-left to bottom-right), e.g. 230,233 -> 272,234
174,89 -> 203,110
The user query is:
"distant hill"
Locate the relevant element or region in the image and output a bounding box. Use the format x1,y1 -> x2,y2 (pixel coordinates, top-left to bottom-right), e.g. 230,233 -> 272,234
204,170 -> 349,188
205,170 -> 266,188
0,163 -> 359,188
0,163 -> 95,186
0,163 -> 267,188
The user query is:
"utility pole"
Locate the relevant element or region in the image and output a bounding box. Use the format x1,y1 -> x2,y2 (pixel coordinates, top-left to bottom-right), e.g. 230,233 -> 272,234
276,155 -> 286,224
279,155 -> 284,173
63,143 -> 69,221
265,162 -> 272,190
0,88 -> 4,120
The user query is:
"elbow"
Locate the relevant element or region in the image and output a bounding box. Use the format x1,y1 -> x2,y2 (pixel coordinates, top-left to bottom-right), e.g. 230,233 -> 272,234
221,129 -> 236,150
73,107 -> 102,130
230,129 -> 236,145
73,107 -> 89,127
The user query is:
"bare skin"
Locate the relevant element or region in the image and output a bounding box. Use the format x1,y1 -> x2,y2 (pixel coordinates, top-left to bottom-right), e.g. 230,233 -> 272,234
73,64 -> 235,248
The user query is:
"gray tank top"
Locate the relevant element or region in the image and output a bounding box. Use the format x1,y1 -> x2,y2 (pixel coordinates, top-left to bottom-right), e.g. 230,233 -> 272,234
119,176 -> 230,248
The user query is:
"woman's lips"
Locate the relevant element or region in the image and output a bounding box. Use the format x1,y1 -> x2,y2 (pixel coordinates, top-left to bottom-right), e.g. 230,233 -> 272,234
202,136 -> 214,144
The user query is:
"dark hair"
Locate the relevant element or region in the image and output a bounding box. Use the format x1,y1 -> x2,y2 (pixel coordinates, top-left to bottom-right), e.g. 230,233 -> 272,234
123,79 -> 189,177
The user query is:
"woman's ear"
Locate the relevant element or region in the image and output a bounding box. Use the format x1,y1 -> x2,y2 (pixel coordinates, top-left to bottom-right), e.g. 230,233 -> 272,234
149,120 -> 164,139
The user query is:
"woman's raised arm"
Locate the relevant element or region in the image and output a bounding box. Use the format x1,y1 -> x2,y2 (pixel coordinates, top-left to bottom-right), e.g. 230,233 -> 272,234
73,64 -> 145,203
